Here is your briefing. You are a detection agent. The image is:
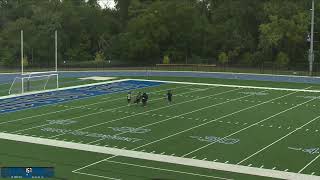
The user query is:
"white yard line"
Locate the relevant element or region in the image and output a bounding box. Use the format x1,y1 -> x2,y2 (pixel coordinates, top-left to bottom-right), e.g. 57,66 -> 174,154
0,97 -> 123,125
0,133 -> 318,180
48,87 -> 238,139
130,79 -> 320,93
237,115 -> 320,165
182,97 -> 315,157
87,90 -> 261,144
104,160 -> 233,180
0,84 -> 190,125
298,154 -> 320,173
72,171 -> 121,180
11,85 -> 222,134
78,88 -> 302,174
141,90 -> 310,158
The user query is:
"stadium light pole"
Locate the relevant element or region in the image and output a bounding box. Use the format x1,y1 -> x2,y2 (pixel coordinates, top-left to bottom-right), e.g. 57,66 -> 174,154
309,0 -> 315,76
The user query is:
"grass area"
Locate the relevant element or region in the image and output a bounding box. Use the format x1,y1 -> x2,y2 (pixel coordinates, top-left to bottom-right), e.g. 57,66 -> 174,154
0,139 -> 273,180
0,76 -> 320,179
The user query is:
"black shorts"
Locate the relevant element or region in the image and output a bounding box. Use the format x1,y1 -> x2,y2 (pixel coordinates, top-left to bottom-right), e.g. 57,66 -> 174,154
127,99 -> 131,103
168,97 -> 172,102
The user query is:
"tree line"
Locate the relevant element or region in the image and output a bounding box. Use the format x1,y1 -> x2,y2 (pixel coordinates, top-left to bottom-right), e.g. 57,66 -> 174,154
0,0 -> 318,69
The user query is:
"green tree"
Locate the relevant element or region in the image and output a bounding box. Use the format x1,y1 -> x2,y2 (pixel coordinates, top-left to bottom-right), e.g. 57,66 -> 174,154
218,52 -> 228,65
276,52 -> 290,67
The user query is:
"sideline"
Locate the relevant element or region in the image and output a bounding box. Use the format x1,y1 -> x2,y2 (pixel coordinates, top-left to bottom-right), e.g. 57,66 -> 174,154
0,133 -> 318,180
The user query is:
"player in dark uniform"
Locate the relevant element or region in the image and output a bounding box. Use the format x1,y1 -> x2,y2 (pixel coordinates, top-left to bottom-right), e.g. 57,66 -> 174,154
127,92 -> 132,106
167,90 -> 173,104
141,92 -> 148,107
134,92 -> 142,104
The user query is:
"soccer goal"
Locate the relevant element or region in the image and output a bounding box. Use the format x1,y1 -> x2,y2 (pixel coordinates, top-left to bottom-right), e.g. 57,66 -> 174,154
8,30 -> 59,95
9,72 -> 59,94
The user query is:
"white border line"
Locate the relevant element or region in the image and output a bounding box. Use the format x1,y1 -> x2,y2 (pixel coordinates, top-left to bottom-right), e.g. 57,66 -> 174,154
73,171 -> 120,180
299,154 -> 320,173
129,79 -> 320,93
36,70 -> 320,79
0,133 -> 318,180
103,160 -> 233,180
1,78 -> 320,101
0,79 -> 129,100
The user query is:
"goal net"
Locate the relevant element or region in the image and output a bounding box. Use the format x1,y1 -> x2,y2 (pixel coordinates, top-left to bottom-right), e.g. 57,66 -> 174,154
9,73 -> 59,95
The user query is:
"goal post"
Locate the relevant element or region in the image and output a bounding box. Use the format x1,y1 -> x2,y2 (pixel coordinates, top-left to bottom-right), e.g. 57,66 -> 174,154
8,30 -> 60,95
9,73 -> 59,95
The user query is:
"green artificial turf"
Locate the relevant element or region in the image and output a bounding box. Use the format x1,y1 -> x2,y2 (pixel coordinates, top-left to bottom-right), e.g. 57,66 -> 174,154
0,76 -> 319,180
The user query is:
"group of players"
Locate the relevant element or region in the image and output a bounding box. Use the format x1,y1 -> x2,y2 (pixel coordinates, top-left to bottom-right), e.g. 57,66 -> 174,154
127,90 -> 173,107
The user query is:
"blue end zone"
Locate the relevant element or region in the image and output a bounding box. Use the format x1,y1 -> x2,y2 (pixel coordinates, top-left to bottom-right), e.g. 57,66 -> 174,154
0,80 -> 164,114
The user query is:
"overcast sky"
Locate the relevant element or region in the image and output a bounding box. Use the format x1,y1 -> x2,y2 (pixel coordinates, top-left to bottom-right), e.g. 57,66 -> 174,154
98,0 -> 116,9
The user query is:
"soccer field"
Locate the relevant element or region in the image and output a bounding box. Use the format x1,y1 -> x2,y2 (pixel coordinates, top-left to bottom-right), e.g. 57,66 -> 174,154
0,76 -> 320,180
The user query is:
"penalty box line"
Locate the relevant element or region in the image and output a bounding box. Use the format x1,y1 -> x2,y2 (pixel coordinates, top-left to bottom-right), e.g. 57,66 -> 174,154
0,132 -> 316,180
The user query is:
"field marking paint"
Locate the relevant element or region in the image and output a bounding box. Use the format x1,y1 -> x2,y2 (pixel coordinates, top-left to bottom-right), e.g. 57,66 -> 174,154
53,69 -> 320,79
0,132 -> 318,180
131,79 -> 320,93
0,79 -> 130,100
72,171 -> 121,180
11,85 -> 222,134
76,87 -> 308,174
298,154 -> 320,173
0,83 -> 188,126
115,89 -> 303,157
182,91 -> 314,157
237,114 -> 320,165
78,88 -> 302,173
0,78 -> 87,87
47,87 -> 240,139
1,84 -> 189,126
104,160 -> 233,180
88,90 -> 261,144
